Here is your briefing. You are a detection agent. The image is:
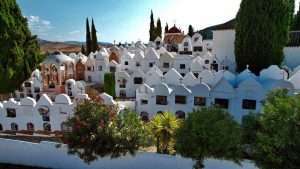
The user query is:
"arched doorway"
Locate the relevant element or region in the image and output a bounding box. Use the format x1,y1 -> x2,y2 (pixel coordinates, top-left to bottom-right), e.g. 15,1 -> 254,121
0,124 -> 2,131
140,112 -> 149,122
27,123 -> 34,131
43,123 -> 51,132
11,123 -> 18,131
176,111 -> 186,119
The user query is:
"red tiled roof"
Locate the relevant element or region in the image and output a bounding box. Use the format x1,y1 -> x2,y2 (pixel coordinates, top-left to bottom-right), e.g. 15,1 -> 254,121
167,25 -> 182,33
163,34 -> 185,44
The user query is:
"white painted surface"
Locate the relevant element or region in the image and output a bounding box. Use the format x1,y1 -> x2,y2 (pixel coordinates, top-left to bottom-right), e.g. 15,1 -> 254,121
0,138 -> 257,169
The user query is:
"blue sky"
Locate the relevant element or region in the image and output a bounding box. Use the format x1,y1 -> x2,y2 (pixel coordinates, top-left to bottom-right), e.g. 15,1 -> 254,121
17,0 -> 300,43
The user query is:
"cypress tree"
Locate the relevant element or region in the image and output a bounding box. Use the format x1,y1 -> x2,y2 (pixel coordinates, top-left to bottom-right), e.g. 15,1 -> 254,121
81,45 -> 85,54
188,25 -> 194,37
149,10 -> 155,41
235,0 -> 295,74
293,3 -> 300,30
156,18 -> 162,38
0,0 -> 43,93
165,23 -> 169,33
91,18 -> 99,52
86,18 -> 92,55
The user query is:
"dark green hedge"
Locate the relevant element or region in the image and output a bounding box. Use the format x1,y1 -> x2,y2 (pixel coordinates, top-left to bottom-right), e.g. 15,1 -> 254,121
104,73 -> 116,97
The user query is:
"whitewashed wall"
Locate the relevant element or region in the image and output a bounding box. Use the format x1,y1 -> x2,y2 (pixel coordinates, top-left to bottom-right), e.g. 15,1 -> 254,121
284,47 -> 300,70
212,30 -> 236,72
0,138 -> 257,169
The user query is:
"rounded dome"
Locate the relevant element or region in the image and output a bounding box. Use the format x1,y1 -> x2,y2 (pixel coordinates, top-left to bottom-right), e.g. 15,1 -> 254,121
66,79 -> 76,85
20,97 -> 36,106
55,94 -> 72,104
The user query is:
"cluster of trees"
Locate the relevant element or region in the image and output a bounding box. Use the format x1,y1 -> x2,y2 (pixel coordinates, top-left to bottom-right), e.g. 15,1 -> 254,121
235,0 -> 295,75
64,89 -> 300,168
149,10 -> 162,41
0,0 -> 43,94
82,18 -> 99,55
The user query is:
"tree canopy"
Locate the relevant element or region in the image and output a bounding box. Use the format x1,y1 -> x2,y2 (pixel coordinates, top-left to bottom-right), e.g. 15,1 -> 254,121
253,89 -> 300,169
235,0 -> 295,74
156,18 -> 162,38
176,107 -> 242,169
148,112 -> 181,154
0,0 -> 43,93
85,18 -> 92,55
91,18 -> 99,52
188,25 -> 194,37
149,10 -> 155,41
63,101 -> 149,163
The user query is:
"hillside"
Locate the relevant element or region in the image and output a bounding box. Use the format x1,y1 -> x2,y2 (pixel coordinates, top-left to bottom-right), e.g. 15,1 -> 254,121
38,39 -> 112,54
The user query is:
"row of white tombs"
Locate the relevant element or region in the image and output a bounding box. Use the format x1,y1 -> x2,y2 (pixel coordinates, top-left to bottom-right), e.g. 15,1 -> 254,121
1,63 -> 300,133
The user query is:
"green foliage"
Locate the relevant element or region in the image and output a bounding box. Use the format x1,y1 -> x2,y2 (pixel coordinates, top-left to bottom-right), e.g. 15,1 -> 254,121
64,101 -> 149,163
235,0 -> 295,74
85,18 -> 92,55
149,10 -> 155,41
149,112 -> 181,154
253,89 -> 300,169
188,25 -> 194,37
104,73 -> 116,97
176,107 -> 242,169
155,18 -> 162,38
80,45 -> 85,54
91,18 -> 99,52
165,23 -> 169,33
241,112 -> 260,157
0,0 -> 43,93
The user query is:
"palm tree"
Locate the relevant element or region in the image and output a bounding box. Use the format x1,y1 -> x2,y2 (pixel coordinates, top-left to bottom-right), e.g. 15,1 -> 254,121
149,112 -> 181,154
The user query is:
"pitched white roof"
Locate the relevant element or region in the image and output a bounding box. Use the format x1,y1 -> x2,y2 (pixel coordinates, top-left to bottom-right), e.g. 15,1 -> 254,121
147,65 -> 163,76
154,83 -> 173,95
237,68 -> 257,84
183,72 -> 198,86
171,84 -> 192,95
164,68 -> 183,85
145,47 -> 160,60
137,83 -> 154,94
134,50 -> 145,60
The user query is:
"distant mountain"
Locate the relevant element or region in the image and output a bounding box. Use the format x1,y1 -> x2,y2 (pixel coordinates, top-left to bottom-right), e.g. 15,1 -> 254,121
37,39 -> 113,54
64,41 -> 113,46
